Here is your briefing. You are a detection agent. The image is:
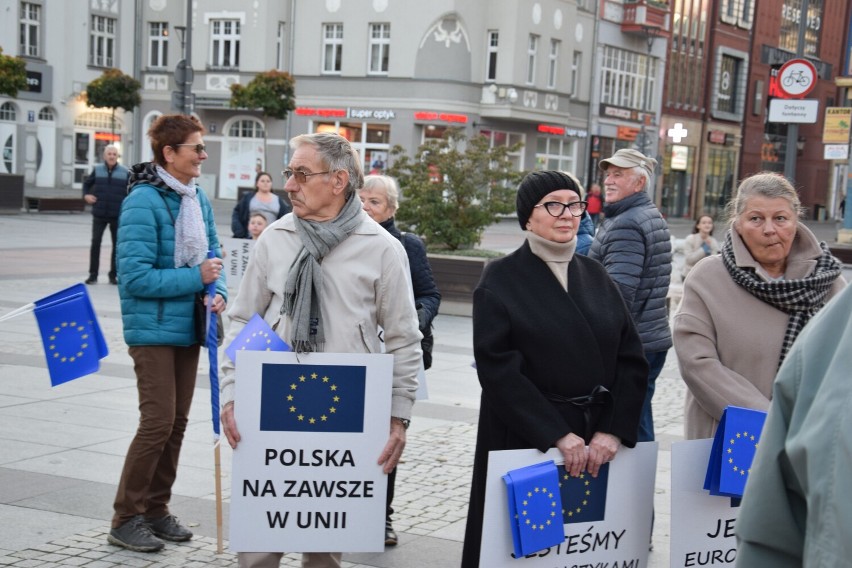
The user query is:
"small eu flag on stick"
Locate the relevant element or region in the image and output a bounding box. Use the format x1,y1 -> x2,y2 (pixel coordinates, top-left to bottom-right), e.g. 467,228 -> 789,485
33,283 -> 108,386
225,313 -> 290,363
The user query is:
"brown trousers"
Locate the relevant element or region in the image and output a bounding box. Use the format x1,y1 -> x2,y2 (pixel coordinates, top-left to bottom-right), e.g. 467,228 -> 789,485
112,344 -> 200,528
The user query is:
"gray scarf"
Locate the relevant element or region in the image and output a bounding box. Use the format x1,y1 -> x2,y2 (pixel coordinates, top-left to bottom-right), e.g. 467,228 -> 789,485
283,194 -> 363,353
155,165 -> 208,268
721,230 -> 841,367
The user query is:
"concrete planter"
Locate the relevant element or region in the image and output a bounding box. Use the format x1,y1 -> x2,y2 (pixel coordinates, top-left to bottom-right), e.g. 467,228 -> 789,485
428,253 -> 491,317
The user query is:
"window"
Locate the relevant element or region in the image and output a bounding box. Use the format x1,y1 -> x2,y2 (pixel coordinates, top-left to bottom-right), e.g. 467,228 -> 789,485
20,2 -> 41,57
148,22 -> 168,68
322,23 -> 343,74
535,136 -> 576,172
0,102 -> 17,121
228,118 -> 265,138
712,48 -> 748,120
600,46 -> 656,112
38,106 -> 54,120
485,30 -> 498,82
547,39 -> 560,89
276,22 -> 286,69
526,35 -> 538,85
570,51 -> 582,96
480,129 -> 525,171
211,19 -> 240,68
368,23 -> 390,74
721,0 -> 755,29
314,121 -> 390,172
89,15 -> 116,67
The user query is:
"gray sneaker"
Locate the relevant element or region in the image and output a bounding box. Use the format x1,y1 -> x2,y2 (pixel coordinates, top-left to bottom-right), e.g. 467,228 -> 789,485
147,514 -> 193,542
108,515 -> 165,552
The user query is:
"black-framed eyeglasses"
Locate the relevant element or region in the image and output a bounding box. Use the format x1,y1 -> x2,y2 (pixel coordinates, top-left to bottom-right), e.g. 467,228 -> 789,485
282,169 -> 331,183
534,201 -> 587,218
174,143 -> 207,155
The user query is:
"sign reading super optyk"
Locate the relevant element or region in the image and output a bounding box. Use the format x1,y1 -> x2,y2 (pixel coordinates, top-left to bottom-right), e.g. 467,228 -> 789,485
229,351 -> 392,552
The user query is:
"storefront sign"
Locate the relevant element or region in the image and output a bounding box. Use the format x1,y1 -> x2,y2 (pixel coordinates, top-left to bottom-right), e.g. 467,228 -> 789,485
824,144 -> 849,161
296,107 -> 347,118
414,111 -> 468,124
600,104 -> 654,125
348,108 -> 396,120
616,126 -> 640,141
707,130 -> 728,144
822,107 -> 852,144
26,70 -> 42,93
671,145 -> 689,170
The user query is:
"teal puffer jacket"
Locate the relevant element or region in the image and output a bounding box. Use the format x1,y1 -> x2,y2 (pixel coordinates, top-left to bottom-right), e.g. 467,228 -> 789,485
117,162 -> 227,346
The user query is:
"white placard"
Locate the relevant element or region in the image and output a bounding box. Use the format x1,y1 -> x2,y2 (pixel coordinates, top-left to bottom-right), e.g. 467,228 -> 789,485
220,237 -> 254,292
768,99 -> 819,123
670,440 -> 741,567
480,443 -> 658,567
824,144 -> 850,161
229,351 -> 393,552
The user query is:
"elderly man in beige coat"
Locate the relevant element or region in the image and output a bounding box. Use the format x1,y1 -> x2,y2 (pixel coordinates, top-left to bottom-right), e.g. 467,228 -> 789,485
220,132 -> 421,568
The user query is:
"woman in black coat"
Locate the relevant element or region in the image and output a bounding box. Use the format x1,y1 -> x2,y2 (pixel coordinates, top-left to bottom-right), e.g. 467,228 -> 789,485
230,171 -> 291,238
461,171 -> 648,567
358,174 -> 441,547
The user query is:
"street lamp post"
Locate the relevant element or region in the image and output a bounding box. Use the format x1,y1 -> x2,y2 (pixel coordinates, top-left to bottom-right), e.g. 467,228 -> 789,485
172,1 -> 194,115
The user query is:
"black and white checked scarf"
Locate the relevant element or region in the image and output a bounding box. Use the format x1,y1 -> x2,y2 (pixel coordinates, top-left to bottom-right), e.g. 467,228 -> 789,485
721,230 -> 841,368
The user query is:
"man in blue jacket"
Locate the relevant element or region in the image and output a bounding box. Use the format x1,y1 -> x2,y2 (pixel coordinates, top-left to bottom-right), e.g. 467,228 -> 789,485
83,145 -> 129,285
589,148 -> 672,443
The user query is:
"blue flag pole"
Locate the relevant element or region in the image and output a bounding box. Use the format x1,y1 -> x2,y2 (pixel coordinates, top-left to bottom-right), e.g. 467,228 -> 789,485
205,250 -> 224,554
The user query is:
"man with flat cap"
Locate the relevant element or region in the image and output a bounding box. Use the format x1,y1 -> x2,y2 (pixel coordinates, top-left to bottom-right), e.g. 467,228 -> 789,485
589,148 -> 671,444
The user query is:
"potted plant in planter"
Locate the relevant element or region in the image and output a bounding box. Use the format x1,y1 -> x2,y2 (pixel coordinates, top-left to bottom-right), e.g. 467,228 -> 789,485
386,129 -> 524,313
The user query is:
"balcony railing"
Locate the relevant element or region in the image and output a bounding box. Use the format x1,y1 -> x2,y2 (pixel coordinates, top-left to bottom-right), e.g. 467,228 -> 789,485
621,0 -> 671,37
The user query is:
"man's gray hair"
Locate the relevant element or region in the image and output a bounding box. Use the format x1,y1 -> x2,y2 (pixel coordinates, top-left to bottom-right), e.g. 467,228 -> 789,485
290,133 -> 364,197
632,166 -> 651,191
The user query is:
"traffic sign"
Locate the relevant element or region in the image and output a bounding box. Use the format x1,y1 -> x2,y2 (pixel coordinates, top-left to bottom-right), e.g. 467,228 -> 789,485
777,58 -> 817,99
768,99 -> 819,123
175,59 -> 194,87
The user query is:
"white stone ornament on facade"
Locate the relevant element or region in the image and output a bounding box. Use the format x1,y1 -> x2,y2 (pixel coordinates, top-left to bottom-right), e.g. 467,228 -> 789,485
532,3 -> 542,24
149,0 -> 166,11
207,75 -> 240,91
523,90 -> 538,108
554,9 -> 563,30
373,0 -> 388,12
144,75 -> 169,91
421,19 -> 470,51
575,22 -> 584,43
326,0 -> 341,13
544,94 -> 558,111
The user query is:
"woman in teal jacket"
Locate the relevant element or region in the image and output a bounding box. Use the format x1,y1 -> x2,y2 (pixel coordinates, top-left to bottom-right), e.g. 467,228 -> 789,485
109,114 -> 227,553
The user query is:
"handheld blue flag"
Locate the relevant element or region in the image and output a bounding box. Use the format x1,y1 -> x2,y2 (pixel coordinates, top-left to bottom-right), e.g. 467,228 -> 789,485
259,363 -> 366,433
225,313 -> 290,363
33,283 -> 108,386
558,463 -> 609,524
503,460 -> 565,558
205,251 -> 220,439
704,405 -> 767,498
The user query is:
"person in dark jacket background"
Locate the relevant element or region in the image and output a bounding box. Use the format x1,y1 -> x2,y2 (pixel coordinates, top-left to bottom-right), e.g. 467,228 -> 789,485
83,144 -> 129,284
230,171 -> 291,238
358,174 -> 441,547
589,148 -> 672,443
461,170 -> 647,568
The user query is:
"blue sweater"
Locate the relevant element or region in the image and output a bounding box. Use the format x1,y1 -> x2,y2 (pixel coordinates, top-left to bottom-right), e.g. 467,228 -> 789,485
117,162 -> 227,346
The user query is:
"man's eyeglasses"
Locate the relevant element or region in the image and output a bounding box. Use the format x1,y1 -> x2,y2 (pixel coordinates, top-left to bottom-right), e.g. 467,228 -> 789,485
282,169 -> 331,183
174,143 -> 207,155
534,201 -> 588,218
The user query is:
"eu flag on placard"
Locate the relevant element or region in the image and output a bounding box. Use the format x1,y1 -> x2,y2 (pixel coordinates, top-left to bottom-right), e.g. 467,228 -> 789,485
704,405 -> 767,498
259,363 -> 366,433
33,283 -> 108,387
558,463 -> 609,524
225,313 -> 290,363
503,460 -> 565,558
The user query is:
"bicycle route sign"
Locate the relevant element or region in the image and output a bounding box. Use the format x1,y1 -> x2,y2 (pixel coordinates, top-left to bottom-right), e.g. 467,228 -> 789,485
777,58 -> 817,99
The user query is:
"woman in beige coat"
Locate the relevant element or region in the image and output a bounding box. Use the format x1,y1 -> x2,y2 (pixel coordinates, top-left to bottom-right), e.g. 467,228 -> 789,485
673,172 -> 846,440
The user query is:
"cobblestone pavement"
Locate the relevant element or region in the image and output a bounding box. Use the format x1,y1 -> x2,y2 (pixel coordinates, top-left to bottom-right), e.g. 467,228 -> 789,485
1,200 -> 846,567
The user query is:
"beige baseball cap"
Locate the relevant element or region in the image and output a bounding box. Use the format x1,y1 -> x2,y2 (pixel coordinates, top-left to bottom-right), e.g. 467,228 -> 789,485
599,148 -> 657,176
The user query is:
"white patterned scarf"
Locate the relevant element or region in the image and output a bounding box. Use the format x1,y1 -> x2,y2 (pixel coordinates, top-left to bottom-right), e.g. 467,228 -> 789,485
156,165 -> 208,267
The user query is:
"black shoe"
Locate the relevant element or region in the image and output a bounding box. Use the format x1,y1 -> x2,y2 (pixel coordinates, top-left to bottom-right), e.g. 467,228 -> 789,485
85,277 -> 97,285
385,520 -> 398,546
109,276 -> 118,285
147,514 -> 193,542
107,515 -> 164,552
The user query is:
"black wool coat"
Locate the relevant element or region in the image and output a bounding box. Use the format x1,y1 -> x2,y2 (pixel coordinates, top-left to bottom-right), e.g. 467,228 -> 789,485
460,241 -> 648,568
